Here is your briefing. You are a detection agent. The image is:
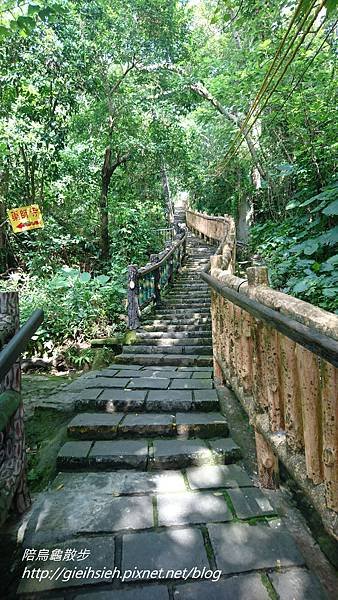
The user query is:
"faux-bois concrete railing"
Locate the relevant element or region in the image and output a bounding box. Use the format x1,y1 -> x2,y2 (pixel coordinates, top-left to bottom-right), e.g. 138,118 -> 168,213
186,207 -> 338,541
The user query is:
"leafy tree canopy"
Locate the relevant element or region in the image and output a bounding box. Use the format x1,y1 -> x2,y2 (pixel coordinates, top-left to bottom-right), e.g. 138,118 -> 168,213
0,0 -> 337,365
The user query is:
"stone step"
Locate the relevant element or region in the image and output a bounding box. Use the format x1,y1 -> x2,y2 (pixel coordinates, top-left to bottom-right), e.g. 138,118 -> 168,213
164,296 -> 209,302
168,284 -> 208,289
160,303 -> 210,310
114,353 -> 213,367
57,436 -> 241,471
165,292 -> 209,297
165,287 -> 209,293
142,325 -> 211,333
134,337 -> 212,346
161,298 -> 210,305
123,344 -> 213,355
162,297 -> 210,303
67,412 -> 229,440
151,438 -> 236,470
175,275 -> 204,279
51,463 -> 251,500
166,289 -> 209,294
76,387 -> 220,413
155,308 -> 210,315
173,280 -> 203,283
175,281 -> 205,286
178,266 -> 206,270
138,330 -> 211,338
82,373 -> 215,390
168,291 -> 208,296
142,317 -> 211,325
142,322 -> 211,329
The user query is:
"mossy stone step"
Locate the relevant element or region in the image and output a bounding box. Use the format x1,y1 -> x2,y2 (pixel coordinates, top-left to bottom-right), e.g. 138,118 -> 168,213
155,308 -> 210,314
142,317 -> 211,325
141,326 -> 211,333
123,344 -> 213,355
114,353 -> 213,367
67,412 -> 228,440
167,293 -> 209,298
160,303 -> 210,309
57,436 -> 240,471
133,337 -> 212,346
166,287 -> 209,293
76,388 -> 220,414
57,440 -> 149,470
150,439 -> 217,470
175,412 -> 228,438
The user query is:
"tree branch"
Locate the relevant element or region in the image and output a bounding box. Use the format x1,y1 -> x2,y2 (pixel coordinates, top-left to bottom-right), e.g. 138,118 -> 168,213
110,56 -> 137,95
138,62 -> 266,179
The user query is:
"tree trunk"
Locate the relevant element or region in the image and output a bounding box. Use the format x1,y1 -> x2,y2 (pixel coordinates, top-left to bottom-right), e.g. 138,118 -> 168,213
237,195 -> 254,243
100,173 -> 110,261
0,169 -> 9,274
99,147 -> 129,260
160,162 -> 174,224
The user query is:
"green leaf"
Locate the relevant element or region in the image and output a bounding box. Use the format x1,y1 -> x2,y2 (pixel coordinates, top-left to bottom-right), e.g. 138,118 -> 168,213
323,287 -> 338,298
292,278 -> 313,293
326,0 -> 338,18
299,195 -> 320,207
319,226 -> 338,246
327,254 -> 338,264
0,25 -> 10,39
298,0 -> 313,17
28,4 -> 40,16
9,20 -> 19,31
276,163 -> 294,173
323,199 -> 338,216
303,239 -> 320,255
17,16 -> 36,31
285,200 -> 299,210
95,274 -> 110,285
38,8 -> 52,19
258,39 -> 272,50
79,272 -> 91,283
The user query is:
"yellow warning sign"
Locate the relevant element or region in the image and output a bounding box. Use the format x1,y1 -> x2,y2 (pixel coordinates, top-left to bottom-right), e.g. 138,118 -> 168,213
7,204 -> 44,233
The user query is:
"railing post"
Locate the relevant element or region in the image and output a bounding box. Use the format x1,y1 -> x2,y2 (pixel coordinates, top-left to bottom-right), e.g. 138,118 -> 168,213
321,360 -> 338,511
0,291 -> 31,516
255,431 -> 279,489
246,267 -> 279,490
150,254 -> 161,306
127,265 -> 140,330
296,346 -> 323,484
168,254 -> 174,284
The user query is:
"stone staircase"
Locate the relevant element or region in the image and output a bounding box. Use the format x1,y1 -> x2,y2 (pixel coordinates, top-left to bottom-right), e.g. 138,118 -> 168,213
116,233 -> 214,366
17,224 -> 324,599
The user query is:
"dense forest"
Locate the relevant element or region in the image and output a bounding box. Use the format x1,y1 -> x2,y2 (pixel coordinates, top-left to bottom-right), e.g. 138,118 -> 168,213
0,0 -> 337,367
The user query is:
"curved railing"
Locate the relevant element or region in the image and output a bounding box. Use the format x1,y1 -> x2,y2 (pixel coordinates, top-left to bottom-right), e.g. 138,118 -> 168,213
127,226 -> 187,329
185,206 -> 338,540
186,208 -> 236,274
150,226 -> 176,246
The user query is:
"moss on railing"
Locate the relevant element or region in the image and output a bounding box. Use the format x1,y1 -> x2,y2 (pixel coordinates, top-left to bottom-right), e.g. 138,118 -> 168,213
0,390 -> 21,432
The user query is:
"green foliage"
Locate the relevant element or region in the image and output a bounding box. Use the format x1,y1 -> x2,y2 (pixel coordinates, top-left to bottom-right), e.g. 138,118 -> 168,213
0,1 -> 65,40
0,0 -> 337,372
0,266 -> 127,359
250,182 -> 338,313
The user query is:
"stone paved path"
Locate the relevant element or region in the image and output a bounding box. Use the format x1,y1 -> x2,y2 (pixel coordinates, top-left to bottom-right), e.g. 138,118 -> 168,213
18,227 -> 328,598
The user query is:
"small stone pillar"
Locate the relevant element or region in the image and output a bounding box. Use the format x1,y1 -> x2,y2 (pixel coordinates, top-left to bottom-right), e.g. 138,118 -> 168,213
246,267 -> 279,489
127,265 -> 140,330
